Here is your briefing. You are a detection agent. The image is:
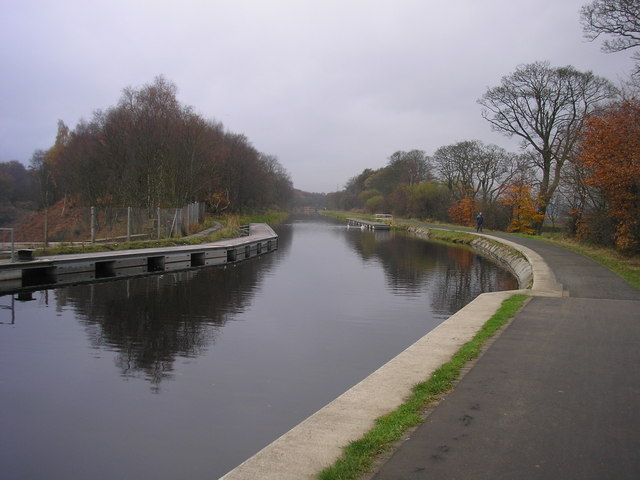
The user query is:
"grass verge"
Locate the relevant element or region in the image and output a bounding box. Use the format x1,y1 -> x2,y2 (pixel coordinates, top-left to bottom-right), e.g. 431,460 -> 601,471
320,210 -> 380,224
537,236 -> 640,290
317,293 -> 529,480
418,228 -> 476,244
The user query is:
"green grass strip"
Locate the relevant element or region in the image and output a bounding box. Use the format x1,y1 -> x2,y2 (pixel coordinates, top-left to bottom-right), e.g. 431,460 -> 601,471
541,237 -> 640,290
317,293 -> 529,480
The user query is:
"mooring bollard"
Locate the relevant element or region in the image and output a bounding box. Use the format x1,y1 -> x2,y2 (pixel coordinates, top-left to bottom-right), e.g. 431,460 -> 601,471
17,249 -> 34,262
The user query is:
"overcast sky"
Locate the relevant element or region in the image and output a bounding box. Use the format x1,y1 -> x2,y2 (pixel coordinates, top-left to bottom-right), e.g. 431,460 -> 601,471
1,0 -> 635,193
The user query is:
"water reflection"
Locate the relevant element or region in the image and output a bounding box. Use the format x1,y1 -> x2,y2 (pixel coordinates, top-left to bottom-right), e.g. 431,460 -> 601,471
2,219 -> 516,391
53,256 -> 280,390
0,294 -> 15,324
344,226 -> 517,311
0,215 -> 517,480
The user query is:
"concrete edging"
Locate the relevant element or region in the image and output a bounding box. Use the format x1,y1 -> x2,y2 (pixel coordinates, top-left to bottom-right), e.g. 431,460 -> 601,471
220,231 -> 564,480
471,234 -> 564,296
0,224 -> 278,294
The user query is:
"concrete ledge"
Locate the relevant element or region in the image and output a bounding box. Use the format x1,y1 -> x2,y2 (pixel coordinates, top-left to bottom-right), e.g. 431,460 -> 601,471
220,231 -> 564,480
471,237 -> 532,288
0,224 -> 278,294
475,233 -> 564,296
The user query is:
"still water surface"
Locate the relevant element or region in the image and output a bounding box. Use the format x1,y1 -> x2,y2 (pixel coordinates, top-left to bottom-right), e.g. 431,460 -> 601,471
0,216 -> 517,479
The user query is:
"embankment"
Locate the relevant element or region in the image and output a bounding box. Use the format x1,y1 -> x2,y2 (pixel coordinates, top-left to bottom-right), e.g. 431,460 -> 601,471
404,225 -> 533,289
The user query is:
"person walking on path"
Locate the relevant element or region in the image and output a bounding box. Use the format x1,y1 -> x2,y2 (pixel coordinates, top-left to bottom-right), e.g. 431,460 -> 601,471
475,212 -> 484,232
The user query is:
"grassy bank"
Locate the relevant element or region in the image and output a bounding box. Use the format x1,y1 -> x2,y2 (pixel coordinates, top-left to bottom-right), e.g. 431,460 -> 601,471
320,211 -> 378,224
413,227 -> 476,244
317,294 -> 529,480
537,235 -> 640,290
32,211 -> 289,257
236,211 -> 290,226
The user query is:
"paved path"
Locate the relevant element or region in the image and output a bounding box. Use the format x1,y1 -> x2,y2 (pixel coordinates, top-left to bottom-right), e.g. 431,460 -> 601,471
184,222 -> 221,238
370,233 -> 640,480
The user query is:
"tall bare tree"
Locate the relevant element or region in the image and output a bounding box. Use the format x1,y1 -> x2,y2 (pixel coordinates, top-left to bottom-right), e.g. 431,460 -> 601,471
432,140 -> 517,204
478,61 -> 617,232
581,0 -> 640,74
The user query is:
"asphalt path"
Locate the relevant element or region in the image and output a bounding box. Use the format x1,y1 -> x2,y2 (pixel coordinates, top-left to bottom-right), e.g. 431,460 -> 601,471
369,232 -> 640,480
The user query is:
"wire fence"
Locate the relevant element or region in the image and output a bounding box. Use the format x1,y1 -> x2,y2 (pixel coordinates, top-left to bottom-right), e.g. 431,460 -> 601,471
1,202 -> 207,253
85,203 -> 205,243
84,202 -> 206,243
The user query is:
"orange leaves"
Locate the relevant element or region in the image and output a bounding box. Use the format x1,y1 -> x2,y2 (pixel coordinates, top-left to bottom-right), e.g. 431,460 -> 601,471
448,197 -> 477,227
499,182 -> 545,234
578,100 -> 640,253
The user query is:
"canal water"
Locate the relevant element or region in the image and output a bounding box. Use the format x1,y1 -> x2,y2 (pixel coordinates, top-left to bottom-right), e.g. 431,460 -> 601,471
0,215 -> 517,480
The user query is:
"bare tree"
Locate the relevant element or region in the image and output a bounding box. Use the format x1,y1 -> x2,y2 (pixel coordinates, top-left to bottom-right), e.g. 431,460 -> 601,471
478,61 -> 617,232
581,0 -> 640,73
432,140 -> 516,204
42,76 -> 293,214
383,150 -> 431,189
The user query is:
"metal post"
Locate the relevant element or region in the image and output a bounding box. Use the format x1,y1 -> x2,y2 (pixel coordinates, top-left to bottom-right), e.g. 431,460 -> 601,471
91,206 -> 96,243
0,228 -> 15,263
127,206 -> 132,243
157,207 -> 161,239
44,208 -> 48,248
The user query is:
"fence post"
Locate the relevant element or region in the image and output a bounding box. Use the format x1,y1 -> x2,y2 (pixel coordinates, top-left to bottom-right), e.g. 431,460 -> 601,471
169,209 -> 178,237
44,207 -> 48,248
0,228 -> 15,263
91,206 -> 96,243
182,206 -> 187,235
127,206 -> 132,243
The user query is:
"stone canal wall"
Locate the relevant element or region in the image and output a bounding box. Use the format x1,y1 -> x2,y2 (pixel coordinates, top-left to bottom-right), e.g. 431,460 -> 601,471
404,226 -> 533,289
470,237 -> 533,289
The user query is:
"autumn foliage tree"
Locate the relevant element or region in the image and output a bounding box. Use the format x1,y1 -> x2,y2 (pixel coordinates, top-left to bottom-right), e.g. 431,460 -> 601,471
499,181 -> 546,234
448,196 -> 477,227
577,100 -> 640,253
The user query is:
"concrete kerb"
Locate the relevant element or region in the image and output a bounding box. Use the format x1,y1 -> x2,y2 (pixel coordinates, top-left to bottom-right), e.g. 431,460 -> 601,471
219,232 -> 564,480
474,232 -> 565,296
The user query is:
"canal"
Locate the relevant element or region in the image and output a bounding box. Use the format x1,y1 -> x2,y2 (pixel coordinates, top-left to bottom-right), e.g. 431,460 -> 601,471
0,215 -> 517,480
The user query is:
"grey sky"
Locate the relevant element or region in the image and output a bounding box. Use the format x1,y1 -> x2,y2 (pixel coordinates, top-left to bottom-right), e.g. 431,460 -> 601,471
0,0 -> 635,193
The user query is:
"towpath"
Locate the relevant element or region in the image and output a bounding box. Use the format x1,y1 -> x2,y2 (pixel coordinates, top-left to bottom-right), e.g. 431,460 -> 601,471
369,232 -> 640,479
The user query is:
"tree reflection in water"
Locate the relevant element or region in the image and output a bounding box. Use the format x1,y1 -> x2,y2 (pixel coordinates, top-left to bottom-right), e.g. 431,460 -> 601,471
53,255 -> 280,391
0,217 -> 521,480
40,221 -> 515,392
344,228 -> 517,314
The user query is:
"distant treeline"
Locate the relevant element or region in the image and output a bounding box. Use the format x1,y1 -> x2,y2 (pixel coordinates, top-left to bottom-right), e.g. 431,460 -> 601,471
325,144 -> 521,230
326,1 -> 640,254
328,60 -> 640,254
2,76 -> 296,226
